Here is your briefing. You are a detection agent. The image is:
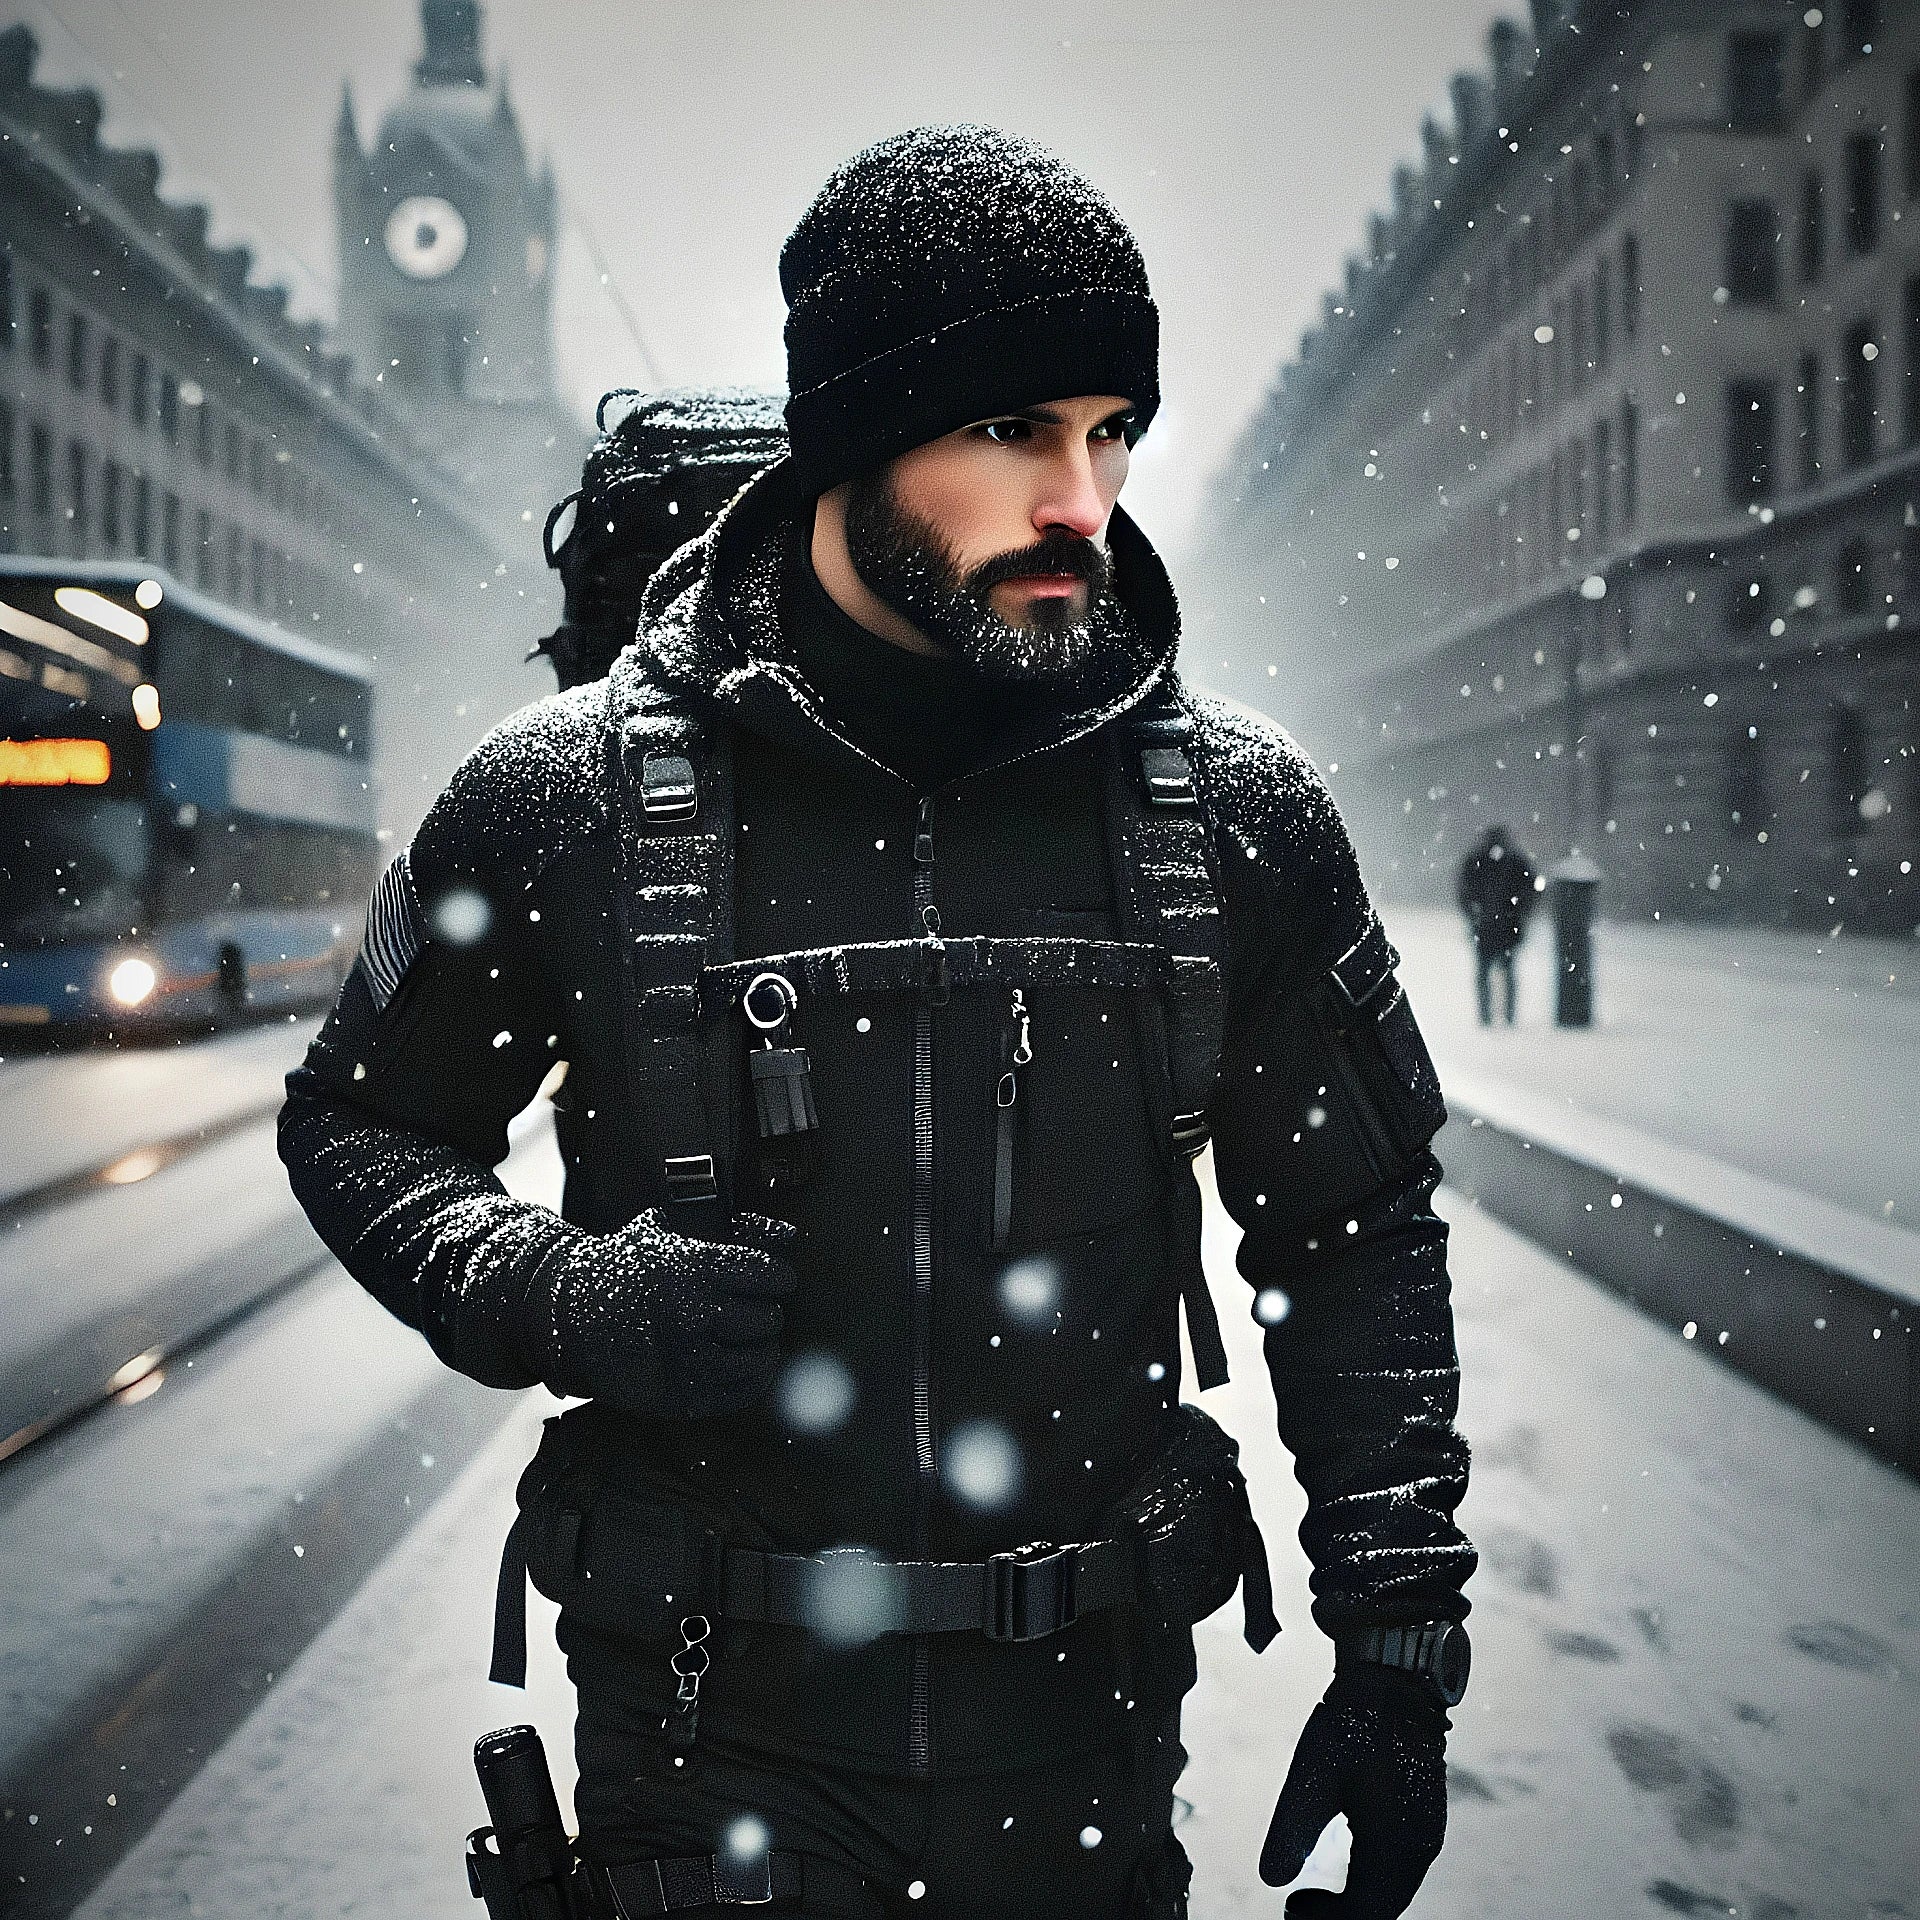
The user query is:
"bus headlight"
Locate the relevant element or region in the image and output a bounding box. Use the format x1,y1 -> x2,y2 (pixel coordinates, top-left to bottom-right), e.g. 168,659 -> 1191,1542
108,957 -> 158,1006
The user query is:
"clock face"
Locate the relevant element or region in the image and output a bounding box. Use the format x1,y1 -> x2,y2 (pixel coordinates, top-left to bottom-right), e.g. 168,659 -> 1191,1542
385,196 -> 469,280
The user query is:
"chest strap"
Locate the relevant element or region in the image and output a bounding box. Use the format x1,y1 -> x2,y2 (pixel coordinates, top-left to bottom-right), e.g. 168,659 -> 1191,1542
611,688 -> 737,1220
698,933 -> 1181,1014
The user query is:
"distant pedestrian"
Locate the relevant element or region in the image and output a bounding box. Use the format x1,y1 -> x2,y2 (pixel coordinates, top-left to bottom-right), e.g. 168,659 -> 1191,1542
1457,824 -> 1537,1026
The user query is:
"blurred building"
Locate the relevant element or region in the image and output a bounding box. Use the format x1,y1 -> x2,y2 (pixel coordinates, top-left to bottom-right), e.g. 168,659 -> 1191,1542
0,11 -> 572,831
1199,0 -> 1920,934
333,0 -> 582,538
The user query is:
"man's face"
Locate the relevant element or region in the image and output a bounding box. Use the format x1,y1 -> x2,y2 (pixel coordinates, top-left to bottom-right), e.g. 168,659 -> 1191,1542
843,394 -> 1136,686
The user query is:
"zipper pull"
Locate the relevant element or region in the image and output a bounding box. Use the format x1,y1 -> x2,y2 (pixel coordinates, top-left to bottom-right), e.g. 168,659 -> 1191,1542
914,794 -> 935,867
920,902 -> 949,1006
992,989 -> 1032,1250
743,969 -> 818,1188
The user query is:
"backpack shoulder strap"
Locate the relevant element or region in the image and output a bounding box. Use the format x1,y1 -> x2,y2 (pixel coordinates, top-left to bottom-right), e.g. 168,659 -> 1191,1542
609,681 -> 738,1231
1101,676 -> 1232,1389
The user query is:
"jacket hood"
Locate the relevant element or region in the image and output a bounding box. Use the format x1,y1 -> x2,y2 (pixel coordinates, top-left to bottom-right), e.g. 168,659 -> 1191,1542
605,454 -> 1183,783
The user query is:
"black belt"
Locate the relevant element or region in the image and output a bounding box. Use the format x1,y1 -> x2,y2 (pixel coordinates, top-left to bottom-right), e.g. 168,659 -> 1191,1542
490,1522 -> 1133,1687
718,1535 -> 1134,1642
599,1847 -> 880,1917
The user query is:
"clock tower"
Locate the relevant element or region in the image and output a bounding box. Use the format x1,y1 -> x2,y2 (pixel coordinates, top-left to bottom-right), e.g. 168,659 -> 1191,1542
333,0 -> 581,527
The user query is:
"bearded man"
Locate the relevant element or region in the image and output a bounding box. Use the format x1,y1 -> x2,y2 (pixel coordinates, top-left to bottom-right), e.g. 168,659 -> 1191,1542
281,125 -> 1474,1920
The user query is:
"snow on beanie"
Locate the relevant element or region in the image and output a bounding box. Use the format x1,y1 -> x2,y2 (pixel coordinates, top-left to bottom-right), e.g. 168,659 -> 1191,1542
779,125 -> 1160,495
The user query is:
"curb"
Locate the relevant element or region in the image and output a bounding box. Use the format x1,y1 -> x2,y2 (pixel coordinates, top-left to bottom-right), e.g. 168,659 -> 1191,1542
1436,1068 -> 1918,1478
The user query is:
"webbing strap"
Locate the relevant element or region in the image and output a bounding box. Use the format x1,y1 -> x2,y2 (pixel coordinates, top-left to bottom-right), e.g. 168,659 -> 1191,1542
697,934 -> 1171,1014
1102,679 -> 1232,1390
716,1536 -> 1134,1639
611,688 -> 736,1221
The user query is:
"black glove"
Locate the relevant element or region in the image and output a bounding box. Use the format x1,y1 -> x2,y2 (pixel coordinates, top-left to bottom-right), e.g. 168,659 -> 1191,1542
528,1207 -> 799,1419
1259,1665 -> 1449,1918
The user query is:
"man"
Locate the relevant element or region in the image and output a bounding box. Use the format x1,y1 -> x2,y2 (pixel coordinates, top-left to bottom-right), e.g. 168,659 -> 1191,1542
281,126 -> 1474,1920
1456,824 -> 1537,1027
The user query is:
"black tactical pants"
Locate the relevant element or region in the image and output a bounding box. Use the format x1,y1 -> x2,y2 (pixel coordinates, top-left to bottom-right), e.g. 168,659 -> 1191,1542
572,1692 -> 1193,1919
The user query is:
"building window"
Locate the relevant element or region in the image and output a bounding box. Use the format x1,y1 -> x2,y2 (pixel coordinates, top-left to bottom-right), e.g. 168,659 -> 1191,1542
248,439 -> 265,496
1798,350 -> 1822,486
1907,69 -> 1920,200
1728,31 -> 1786,131
1837,536 -> 1873,616
1621,395 -> 1639,526
1725,199 -> 1780,304
0,400 -> 12,502
101,459 -> 120,547
65,313 -> 88,392
130,352 -> 150,428
194,398 -> 213,466
28,287 -> 51,367
1595,259 -> 1612,368
1727,571 -> 1769,634
159,371 -> 180,444
1802,12 -> 1827,100
195,507 -> 215,589
1593,415 -> 1612,546
66,440 -> 87,540
162,491 -> 181,571
1727,727 -> 1765,831
250,537 -> 266,607
1846,134 -> 1882,255
99,334 -> 119,409
224,419 -> 241,482
131,471 -> 150,554
28,422 -> 52,515
1829,704 -> 1865,838
1725,379 -> 1778,502
1906,277 -> 1920,446
0,250 -> 12,348
1842,319 -> 1878,465
1799,169 -> 1826,282
1841,0 -> 1879,61
1621,234 -> 1640,341
226,522 -> 244,599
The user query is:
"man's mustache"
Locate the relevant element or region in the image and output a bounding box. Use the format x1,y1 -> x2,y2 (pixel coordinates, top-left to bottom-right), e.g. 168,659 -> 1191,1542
966,531 -> 1112,599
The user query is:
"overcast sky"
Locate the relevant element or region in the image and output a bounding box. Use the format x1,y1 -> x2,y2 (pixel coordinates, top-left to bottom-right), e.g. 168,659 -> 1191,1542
13,0 -> 1504,562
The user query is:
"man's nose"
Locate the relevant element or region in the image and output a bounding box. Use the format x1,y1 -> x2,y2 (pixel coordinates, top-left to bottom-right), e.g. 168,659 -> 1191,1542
1033,448 -> 1110,541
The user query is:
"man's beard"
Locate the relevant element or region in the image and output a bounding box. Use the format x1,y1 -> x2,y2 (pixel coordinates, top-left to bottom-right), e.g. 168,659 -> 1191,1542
843,469 -> 1118,690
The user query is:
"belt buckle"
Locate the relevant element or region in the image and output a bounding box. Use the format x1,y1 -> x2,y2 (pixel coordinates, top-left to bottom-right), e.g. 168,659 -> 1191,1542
987,1541 -> 1082,1642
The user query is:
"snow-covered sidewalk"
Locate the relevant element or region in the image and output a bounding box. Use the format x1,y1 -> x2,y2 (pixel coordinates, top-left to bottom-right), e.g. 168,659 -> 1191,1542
1387,905 -> 1919,1238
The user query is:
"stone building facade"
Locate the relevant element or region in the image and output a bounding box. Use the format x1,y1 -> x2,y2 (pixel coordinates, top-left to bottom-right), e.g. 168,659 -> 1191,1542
0,12 -> 571,830
1199,0 -> 1919,935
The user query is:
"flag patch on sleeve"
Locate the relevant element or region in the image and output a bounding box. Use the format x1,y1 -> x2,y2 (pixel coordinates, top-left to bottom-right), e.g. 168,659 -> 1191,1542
358,850 -> 428,1013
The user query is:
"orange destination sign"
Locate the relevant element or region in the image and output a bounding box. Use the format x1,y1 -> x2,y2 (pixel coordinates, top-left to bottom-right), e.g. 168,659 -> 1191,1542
0,738 -> 112,785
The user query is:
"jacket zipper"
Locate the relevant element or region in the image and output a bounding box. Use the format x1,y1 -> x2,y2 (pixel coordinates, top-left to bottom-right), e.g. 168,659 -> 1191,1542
910,792 -> 940,1775
991,987 -> 1032,1252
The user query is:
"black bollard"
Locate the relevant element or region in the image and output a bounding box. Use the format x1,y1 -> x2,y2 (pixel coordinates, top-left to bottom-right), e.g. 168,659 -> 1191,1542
1548,855 -> 1601,1028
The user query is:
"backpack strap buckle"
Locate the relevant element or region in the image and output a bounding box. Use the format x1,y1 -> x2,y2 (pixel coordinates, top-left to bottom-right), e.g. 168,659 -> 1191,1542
639,750 -> 699,822
986,1541 -> 1084,1642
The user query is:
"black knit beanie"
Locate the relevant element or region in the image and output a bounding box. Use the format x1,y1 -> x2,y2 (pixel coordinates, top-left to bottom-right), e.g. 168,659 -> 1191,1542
780,125 -> 1160,495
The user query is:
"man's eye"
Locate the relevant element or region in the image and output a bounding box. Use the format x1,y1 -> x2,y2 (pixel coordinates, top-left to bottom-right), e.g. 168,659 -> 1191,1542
1093,416 -> 1137,444
981,419 -> 1030,444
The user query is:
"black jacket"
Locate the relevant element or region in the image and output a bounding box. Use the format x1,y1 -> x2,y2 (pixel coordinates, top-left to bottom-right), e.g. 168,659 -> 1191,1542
279,461 -> 1473,1777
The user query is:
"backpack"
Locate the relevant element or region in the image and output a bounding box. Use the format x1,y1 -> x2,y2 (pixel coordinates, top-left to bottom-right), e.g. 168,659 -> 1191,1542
538,388 -> 788,691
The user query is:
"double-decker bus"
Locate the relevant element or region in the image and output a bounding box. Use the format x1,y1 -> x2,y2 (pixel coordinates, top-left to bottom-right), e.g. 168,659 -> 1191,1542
0,557 -> 377,1031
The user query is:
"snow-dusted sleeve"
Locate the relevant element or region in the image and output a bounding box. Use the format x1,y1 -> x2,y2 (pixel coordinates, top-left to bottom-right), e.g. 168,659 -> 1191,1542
279,687 -> 609,1387
1188,693 -> 1475,1636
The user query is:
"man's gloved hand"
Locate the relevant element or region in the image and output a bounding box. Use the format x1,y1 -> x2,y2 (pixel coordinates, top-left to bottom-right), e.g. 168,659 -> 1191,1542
1259,1664 -> 1449,1918
532,1207 -> 799,1418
